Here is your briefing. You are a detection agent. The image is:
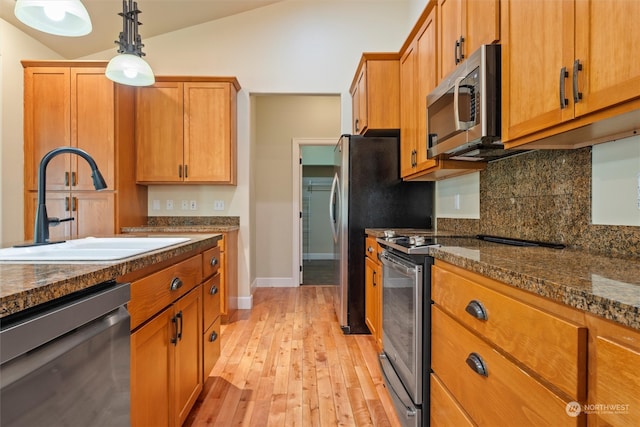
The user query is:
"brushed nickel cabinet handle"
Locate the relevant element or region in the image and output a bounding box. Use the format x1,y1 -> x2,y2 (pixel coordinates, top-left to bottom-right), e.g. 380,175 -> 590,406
466,352 -> 488,377
559,67 -> 569,109
210,256 -> 218,267
209,330 -> 218,342
170,277 -> 183,291
573,59 -> 583,103
209,285 -> 219,296
465,300 -> 488,321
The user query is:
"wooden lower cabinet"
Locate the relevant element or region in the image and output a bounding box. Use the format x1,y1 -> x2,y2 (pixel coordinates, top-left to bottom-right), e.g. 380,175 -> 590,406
364,235 -> 382,349
429,374 -> 474,427
586,315 -> 640,427
431,260 -> 587,426
131,286 -> 202,427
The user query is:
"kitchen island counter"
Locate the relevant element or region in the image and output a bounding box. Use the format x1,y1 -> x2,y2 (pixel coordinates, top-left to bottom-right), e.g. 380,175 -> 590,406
366,228 -> 640,330
0,233 -> 221,318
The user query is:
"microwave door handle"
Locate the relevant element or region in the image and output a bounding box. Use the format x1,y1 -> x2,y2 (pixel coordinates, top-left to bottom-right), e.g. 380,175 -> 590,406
453,76 -> 466,131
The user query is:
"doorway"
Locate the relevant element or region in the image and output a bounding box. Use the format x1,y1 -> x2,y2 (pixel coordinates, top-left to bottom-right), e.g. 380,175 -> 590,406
292,138 -> 337,285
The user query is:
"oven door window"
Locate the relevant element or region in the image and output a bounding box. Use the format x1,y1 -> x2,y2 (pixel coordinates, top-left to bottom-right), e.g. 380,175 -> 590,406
380,251 -> 423,404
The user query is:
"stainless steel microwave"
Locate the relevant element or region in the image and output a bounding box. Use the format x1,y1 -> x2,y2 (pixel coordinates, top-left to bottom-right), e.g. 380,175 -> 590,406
427,44 -> 505,161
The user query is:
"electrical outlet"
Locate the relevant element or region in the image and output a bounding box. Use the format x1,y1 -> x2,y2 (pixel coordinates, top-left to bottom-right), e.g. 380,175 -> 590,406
190,200 -> 197,210
166,200 -> 174,210
181,200 -> 189,210
214,200 -> 225,211
152,200 -> 160,210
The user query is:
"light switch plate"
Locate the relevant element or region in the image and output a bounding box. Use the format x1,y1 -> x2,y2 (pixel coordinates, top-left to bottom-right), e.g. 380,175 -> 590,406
214,200 -> 224,211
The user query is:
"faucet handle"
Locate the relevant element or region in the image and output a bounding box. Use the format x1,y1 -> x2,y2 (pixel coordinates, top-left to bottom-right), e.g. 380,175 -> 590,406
49,217 -> 75,227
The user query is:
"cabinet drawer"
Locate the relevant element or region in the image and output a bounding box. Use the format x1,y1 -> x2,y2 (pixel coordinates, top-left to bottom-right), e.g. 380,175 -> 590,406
432,264 -> 587,400
365,236 -> 379,262
202,245 -> 221,279
430,374 -> 475,427
130,255 -> 203,330
203,317 -> 221,378
202,274 -> 221,330
431,306 -> 584,426
593,336 -> 640,427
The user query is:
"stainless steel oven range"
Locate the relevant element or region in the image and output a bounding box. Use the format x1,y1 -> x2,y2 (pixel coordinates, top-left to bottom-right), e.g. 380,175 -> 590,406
377,235 -> 439,427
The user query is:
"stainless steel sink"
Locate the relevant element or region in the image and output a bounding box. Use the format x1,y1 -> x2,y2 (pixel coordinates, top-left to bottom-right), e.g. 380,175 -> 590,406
0,237 -> 191,261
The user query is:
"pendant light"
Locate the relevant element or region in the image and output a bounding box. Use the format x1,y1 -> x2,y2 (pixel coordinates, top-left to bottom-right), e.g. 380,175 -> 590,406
14,0 -> 92,37
105,0 -> 155,87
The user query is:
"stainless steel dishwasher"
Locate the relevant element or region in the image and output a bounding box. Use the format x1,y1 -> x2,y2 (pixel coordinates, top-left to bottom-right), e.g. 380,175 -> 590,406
0,281 -> 131,427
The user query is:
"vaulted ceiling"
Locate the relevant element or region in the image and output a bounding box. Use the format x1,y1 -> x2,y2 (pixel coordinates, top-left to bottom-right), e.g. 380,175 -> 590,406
0,0 -> 283,58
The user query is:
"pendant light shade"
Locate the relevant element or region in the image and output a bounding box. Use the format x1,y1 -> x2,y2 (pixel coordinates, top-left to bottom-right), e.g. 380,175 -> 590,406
14,0 -> 92,37
106,0 -> 154,87
106,53 -> 155,86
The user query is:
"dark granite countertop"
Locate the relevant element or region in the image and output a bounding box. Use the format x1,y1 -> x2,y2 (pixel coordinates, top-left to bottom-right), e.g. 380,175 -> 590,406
0,233 -> 221,318
122,225 -> 239,233
366,228 -> 640,331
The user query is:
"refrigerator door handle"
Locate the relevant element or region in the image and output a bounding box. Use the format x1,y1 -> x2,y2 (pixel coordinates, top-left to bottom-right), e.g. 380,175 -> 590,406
329,172 -> 339,243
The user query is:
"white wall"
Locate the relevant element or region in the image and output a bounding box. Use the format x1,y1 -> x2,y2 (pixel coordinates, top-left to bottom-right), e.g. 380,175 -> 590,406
0,20 -> 63,246
0,0 -> 424,304
435,172 -> 480,219
592,136 -> 640,226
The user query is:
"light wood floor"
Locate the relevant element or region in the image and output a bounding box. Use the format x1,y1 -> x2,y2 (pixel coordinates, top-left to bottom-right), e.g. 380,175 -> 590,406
185,286 -> 401,426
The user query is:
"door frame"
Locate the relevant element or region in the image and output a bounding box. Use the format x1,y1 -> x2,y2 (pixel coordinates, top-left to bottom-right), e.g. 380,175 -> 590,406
291,137 -> 337,285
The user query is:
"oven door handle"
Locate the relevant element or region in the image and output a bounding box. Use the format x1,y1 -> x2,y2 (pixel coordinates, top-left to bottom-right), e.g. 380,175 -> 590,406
379,353 -> 418,419
380,250 -> 419,276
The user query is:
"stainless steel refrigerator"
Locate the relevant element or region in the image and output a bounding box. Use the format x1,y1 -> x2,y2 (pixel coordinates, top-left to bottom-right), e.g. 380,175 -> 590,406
329,134 -> 434,334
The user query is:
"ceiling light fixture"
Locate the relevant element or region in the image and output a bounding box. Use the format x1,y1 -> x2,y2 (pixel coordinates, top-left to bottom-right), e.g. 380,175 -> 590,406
105,0 -> 155,87
14,0 -> 92,37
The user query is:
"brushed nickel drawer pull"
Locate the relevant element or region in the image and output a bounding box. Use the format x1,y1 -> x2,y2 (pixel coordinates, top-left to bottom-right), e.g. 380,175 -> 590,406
209,285 -> 219,296
170,277 -> 183,291
209,330 -> 218,342
210,256 -> 218,267
466,352 -> 488,377
465,300 -> 488,321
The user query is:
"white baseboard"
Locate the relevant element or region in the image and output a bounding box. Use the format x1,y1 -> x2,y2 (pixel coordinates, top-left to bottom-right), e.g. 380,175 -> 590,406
232,295 -> 253,310
303,252 -> 336,261
255,277 -> 298,287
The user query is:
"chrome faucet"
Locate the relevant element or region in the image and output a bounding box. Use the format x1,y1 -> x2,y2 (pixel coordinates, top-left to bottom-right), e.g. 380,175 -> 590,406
33,147 -> 107,245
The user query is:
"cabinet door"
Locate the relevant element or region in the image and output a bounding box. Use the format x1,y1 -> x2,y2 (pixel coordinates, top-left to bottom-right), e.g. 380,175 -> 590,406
183,83 -> 235,183
438,0 -> 463,80
73,192 -> 115,238
415,8 -> 438,172
24,191 -> 72,242
400,42 -> 418,177
136,82 -> 184,182
464,0 -> 499,63
364,256 -> 380,347
71,68 -> 115,190
131,308 -> 173,427
24,67 -> 71,191
574,1 -> 640,118
502,0 -> 575,141
174,287 -> 203,427
353,67 -> 367,134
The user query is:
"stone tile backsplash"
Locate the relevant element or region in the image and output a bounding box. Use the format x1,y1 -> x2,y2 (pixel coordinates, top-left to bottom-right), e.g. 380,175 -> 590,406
438,148 -> 640,258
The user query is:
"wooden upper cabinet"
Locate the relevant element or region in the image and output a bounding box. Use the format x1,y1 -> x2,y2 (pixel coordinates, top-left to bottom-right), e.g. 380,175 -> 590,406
438,0 -> 499,81
135,82 -> 185,183
573,0 -> 640,118
24,67 -> 115,191
502,0 -> 640,148
184,83 -> 236,183
401,6 -> 439,179
349,54 -> 400,135
22,61 -> 146,241
501,0 -> 574,143
136,77 -> 240,185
